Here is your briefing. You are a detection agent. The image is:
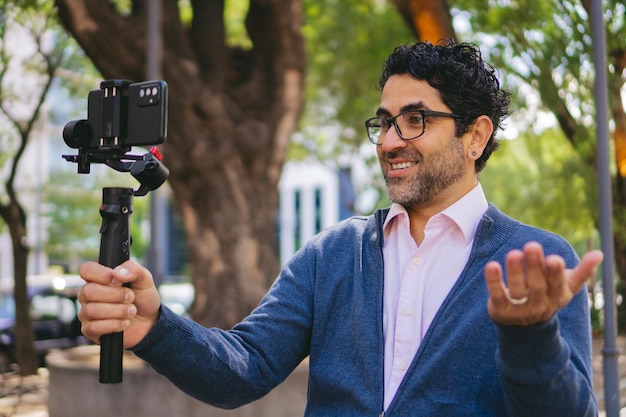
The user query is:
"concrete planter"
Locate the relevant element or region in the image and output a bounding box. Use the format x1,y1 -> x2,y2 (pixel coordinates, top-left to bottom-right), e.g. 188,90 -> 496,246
46,345 -> 308,417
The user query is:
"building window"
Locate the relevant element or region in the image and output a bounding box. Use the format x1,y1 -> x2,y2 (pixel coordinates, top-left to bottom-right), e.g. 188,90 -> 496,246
294,189 -> 302,251
314,187 -> 323,234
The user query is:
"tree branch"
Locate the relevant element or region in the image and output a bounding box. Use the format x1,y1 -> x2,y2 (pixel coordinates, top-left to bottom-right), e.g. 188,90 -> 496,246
245,0 -> 305,94
55,0 -> 147,79
160,0 -> 198,75
1,34 -> 58,209
189,0 -> 226,85
389,0 -> 419,39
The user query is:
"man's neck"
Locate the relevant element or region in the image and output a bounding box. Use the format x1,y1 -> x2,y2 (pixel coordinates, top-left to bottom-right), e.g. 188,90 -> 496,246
404,180 -> 478,245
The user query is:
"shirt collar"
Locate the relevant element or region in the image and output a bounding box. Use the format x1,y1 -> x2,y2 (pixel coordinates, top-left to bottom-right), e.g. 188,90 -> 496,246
383,183 -> 489,244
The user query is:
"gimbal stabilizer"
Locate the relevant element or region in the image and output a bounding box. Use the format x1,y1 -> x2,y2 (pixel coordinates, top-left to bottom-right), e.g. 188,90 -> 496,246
62,79 -> 169,383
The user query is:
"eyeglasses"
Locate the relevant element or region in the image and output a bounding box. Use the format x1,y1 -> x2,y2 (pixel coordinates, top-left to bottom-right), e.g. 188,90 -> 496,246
364,109 -> 461,145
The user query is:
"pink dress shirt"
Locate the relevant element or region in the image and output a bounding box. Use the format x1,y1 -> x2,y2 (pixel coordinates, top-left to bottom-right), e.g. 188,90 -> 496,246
382,183 -> 489,410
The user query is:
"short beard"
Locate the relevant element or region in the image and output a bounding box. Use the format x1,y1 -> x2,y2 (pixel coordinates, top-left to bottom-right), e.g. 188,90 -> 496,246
384,137 -> 466,208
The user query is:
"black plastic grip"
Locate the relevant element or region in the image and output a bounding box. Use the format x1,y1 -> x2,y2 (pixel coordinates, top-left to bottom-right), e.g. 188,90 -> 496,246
98,187 -> 133,383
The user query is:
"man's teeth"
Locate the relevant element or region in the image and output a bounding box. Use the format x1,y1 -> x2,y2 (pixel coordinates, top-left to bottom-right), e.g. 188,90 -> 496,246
391,162 -> 416,170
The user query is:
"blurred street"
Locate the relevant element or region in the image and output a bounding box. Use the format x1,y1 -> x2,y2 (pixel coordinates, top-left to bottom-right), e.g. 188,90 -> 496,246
0,368 -> 47,417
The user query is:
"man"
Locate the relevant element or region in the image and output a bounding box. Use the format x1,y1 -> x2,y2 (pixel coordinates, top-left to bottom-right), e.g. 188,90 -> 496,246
78,41 -> 603,416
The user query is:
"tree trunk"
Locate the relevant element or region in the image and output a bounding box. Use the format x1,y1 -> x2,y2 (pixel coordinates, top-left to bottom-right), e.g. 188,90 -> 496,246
0,202 -> 38,375
55,0 -> 306,327
0,3 -> 66,374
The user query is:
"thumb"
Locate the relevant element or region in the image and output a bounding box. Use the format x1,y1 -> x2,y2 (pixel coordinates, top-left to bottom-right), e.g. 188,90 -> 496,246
111,260 -> 156,291
566,250 -> 603,292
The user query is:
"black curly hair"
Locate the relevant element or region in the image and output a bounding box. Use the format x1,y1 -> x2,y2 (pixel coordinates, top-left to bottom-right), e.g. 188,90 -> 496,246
378,40 -> 511,172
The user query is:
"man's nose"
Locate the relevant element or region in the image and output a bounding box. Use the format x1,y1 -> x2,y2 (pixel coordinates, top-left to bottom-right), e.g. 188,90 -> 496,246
379,124 -> 408,151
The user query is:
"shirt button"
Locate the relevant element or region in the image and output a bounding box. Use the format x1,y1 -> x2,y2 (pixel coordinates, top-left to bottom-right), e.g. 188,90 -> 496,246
404,308 -> 412,316
413,257 -> 421,265
400,362 -> 407,371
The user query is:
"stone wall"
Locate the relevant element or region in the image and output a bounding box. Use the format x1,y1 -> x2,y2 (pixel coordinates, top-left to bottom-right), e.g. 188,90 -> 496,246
46,346 -> 308,417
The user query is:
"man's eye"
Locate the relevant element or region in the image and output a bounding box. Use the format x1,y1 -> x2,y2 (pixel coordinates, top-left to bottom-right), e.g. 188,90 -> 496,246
405,112 -> 424,126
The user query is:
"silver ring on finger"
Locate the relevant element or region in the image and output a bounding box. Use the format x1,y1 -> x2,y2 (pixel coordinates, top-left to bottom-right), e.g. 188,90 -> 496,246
504,288 -> 529,305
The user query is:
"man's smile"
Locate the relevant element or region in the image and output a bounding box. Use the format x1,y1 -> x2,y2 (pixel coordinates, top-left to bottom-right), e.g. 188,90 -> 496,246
391,161 -> 417,170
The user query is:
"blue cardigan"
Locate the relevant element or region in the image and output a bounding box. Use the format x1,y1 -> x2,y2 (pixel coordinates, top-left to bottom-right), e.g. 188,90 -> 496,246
133,205 -> 596,416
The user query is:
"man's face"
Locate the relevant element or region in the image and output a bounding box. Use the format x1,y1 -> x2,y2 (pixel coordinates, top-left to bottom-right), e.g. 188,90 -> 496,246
375,74 -> 475,210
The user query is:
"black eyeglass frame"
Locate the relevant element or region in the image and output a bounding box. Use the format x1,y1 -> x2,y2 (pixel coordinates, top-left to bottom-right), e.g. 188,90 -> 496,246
364,109 -> 462,145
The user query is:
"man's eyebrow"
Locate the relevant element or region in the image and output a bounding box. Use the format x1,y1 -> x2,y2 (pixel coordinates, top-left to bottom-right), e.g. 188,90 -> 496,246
399,102 -> 428,113
375,107 -> 391,117
375,102 -> 428,116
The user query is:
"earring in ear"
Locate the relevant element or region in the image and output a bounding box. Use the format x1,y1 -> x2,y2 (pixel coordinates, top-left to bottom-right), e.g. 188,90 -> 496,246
471,151 -> 477,157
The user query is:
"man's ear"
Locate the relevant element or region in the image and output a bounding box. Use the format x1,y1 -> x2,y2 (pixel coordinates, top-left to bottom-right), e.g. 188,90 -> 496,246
467,115 -> 493,159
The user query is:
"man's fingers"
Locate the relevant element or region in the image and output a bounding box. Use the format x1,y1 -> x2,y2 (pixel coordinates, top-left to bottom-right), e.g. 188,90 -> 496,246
485,245 -> 604,327
79,261 -> 115,285
485,261 -> 507,306
80,301 -> 137,321
522,242 -> 547,298
504,249 -> 528,300
78,300 -> 136,344
566,249 -> 604,292
81,318 -> 132,344
111,260 -> 155,290
78,282 -> 135,305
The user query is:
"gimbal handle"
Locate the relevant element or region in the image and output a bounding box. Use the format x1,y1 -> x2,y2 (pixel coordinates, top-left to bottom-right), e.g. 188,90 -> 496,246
98,187 -> 133,383
64,145 -> 168,383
